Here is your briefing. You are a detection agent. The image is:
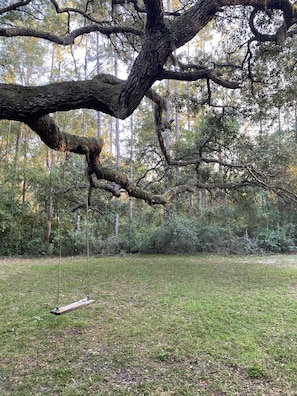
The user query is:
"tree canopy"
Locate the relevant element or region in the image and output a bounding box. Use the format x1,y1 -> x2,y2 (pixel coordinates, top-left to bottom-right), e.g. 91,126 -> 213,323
1,0 -> 297,205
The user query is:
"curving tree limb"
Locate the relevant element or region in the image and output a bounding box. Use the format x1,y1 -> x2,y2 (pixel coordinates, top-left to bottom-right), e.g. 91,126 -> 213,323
0,0 -> 297,205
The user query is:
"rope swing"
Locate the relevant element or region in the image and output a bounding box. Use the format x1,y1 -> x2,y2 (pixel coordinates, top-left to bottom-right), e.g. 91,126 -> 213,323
51,159 -> 95,315
50,296 -> 95,315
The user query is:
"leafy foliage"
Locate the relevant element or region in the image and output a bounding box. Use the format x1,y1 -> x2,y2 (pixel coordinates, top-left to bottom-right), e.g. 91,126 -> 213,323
1,1 -> 297,256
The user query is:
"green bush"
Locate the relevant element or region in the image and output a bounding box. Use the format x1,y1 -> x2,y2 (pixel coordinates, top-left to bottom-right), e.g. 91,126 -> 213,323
101,236 -> 121,255
52,229 -> 105,256
256,225 -> 296,253
138,215 -> 198,254
26,237 -> 49,256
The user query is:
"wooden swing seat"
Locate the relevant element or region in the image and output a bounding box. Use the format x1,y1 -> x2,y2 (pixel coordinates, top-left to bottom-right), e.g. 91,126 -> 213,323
50,296 -> 95,315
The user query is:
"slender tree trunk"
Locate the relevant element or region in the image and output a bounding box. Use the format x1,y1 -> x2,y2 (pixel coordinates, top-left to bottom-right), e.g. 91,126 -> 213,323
45,149 -> 55,245
163,80 -> 171,222
96,32 -> 102,139
295,100 -> 297,143
163,0 -> 172,224
199,31 -> 207,209
174,73 -> 180,181
278,106 -> 282,145
115,210 -> 119,236
114,50 -> 120,237
187,43 -> 191,132
174,79 -> 179,142
108,117 -> 112,154
128,116 -> 134,251
21,124 -> 28,205
9,124 -> 21,249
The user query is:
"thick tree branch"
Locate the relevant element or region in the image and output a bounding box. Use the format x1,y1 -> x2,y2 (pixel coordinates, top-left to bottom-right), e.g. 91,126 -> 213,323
144,0 -> 165,30
26,115 -> 104,167
0,25 -> 142,45
0,75 -> 125,121
89,174 -> 121,198
89,166 -> 166,205
1,0 -> 297,208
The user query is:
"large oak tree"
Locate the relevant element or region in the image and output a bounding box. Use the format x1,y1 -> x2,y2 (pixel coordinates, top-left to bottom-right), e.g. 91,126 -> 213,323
1,0 -> 297,204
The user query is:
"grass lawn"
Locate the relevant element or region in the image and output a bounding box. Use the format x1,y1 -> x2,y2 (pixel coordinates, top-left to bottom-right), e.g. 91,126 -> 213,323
0,254 -> 297,395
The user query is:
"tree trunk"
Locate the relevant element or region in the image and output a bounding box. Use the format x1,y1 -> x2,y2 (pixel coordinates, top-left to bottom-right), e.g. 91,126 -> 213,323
128,116 -> 134,251
114,50 -> 121,237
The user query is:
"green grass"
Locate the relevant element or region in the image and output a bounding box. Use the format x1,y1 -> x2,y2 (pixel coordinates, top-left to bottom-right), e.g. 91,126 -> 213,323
1,254 -> 297,395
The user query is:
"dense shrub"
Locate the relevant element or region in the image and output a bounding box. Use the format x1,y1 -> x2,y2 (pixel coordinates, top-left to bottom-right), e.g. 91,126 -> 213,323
134,211 -> 297,255
52,229 -> 105,256
137,215 -> 198,253
255,225 -> 296,253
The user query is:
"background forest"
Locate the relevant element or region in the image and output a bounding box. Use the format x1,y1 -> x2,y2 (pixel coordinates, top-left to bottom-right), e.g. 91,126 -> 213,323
1,2 -> 297,257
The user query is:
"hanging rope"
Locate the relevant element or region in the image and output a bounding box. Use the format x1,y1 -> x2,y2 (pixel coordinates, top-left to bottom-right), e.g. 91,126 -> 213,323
55,152 -> 66,308
50,155 -> 95,315
55,212 -> 62,308
85,184 -> 91,298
